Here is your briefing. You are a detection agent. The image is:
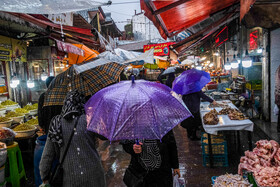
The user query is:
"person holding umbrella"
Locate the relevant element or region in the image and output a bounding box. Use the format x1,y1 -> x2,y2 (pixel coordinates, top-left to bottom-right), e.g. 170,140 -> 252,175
172,69 -> 217,140
85,77 -> 192,187
121,131 -> 180,187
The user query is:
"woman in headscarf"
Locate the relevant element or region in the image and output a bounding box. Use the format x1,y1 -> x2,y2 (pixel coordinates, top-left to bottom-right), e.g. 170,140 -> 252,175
121,130 -> 180,187
39,90 -> 106,187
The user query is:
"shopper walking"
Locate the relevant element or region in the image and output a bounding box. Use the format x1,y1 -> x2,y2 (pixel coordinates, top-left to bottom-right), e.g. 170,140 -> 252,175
121,130 -> 180,187
39,90 -> 106,187
181,90 -> 216,140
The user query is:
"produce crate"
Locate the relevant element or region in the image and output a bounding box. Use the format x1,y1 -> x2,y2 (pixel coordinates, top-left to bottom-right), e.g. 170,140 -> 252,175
202,141 -> 227,155
203,154 -> 229,167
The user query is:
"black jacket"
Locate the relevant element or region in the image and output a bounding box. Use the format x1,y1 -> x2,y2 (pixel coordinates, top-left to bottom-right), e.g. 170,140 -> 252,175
122,130 -> 179,187
38,93 -> 62,133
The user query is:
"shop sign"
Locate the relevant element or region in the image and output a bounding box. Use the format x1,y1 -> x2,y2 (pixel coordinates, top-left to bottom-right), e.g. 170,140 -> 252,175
0,35 -> 27,62
143,42 -> 175,56
215,26 -> 228,47
56,40 -> 84,56
249,30 -> 258,50
48,13 -> 73,26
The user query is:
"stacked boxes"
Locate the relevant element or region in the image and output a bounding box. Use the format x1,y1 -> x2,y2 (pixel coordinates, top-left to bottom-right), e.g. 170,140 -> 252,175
201,133 -> 228,167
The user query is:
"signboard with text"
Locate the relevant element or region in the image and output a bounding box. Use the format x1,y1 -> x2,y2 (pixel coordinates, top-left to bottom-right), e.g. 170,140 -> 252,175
143,42 -> 175,56
0,35 -> 27,62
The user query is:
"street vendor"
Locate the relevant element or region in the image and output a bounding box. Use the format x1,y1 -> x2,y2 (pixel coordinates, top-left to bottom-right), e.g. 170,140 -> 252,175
181,91 -> 217,140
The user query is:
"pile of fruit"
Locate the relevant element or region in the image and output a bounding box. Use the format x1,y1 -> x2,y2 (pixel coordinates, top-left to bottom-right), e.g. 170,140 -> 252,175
203,109 -> 219,125
13,124 -> 34,131
0,105 -> 6,109
1,100 -> 17,106
0,128 -> 15,139
24,117 -> 38,126
23,103 -> 38,111
14,108 -> 29,114
0,117 -> 11,122
6,111 -> 24,117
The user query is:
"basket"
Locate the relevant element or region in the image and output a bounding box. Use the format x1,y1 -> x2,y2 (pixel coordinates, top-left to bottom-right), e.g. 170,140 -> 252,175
0,120 -> 13,128
5,104 -> 19,111
203,154 -> 229,167
14,126 -> 36,138
29,109 -> 37,116
10,116 -> 24,124
202,141 -> 227,155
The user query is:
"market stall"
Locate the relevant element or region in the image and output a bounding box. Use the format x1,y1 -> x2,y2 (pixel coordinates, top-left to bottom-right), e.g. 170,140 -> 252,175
200,100 -> 254,168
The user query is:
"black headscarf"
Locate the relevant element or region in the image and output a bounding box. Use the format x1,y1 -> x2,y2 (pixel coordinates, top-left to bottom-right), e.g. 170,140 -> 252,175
48,90 -> 86,147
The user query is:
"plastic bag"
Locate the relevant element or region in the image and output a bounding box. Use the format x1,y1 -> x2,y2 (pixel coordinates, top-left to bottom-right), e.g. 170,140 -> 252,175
173,175 -> 180,187
274,105 -> 279,116
173,175 -> 186,187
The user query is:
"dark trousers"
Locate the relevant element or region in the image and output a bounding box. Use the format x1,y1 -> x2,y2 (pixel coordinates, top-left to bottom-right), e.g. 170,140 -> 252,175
180,112 -> 202,137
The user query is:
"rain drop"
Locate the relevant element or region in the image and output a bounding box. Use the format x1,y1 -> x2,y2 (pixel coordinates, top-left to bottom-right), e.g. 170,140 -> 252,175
81,172 -> 84,175
74,132 -> 77,135
77,148 -> 80,151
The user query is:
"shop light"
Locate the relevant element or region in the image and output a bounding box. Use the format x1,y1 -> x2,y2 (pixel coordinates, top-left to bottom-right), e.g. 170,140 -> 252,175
231,55 -> 239,69
200,57 -> 206,61
224,58 -> 231,70
242,50 -> 252,68
214,52 -> 219,56
27,80 -> 35,88
196,65 -> 202,70
41,72 -> 48,81
209,63 -> 214,67
191,65 -> 194,68
257,48 -> 263,54
11,76 -> 20,86
10,82 -> 17,88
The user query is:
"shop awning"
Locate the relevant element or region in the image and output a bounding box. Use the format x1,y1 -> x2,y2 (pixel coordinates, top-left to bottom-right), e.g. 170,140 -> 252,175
140,0 -> 239,39
9,13 -> 94,37
173,10 -> 239,55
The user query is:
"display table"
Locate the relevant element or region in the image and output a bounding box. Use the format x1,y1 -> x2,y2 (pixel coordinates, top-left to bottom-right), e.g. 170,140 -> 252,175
200,100 -> 254,167
200,101 -> 254,135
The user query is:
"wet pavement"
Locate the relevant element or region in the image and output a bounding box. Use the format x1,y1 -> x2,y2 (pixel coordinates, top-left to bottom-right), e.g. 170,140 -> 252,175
18,120 -> 279,187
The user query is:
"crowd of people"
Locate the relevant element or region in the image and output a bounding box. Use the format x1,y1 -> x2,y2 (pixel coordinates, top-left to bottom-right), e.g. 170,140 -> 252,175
36,68 -> 215,187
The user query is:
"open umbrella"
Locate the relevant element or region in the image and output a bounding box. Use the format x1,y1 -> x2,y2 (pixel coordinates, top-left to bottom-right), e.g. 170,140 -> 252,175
85,79 -> 191,141
161,67 -> 185,76
44,62 -> 125,106
180,58 -> 194,65
172,69 -> 211,95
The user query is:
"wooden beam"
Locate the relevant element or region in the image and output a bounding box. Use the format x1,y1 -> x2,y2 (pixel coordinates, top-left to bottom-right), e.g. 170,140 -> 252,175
153,0 -> 189,15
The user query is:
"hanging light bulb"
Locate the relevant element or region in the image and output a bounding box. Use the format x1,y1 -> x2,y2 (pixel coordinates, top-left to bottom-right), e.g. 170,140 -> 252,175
10,82 -> 17,88
200,56 -> 206,61
41,72 -> 48,81
242,50 -> 252,68
11,76 -> 20,85
209,63 -> 214,67
27,80 -> 35,88
196,65 -> 202,70
231,55 -> 239,69
257,48 -> 263,54
214,52 -> 219,56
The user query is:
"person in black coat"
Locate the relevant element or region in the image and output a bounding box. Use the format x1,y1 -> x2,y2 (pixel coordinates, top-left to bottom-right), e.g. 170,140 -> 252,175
37,76 -> 62,133
181,90 -> 216,140
165,73 -> 175,88
121,130 -> 180,187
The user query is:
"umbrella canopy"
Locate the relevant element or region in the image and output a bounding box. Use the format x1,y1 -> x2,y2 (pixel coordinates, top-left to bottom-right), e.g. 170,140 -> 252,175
172,69 -> 211,95
181,59 -> 194,65
85,80 -> 191,141
161,67 -> 185,76
68,44 -> 99,64
44,62 -> 125,106
124,48 -> 154,65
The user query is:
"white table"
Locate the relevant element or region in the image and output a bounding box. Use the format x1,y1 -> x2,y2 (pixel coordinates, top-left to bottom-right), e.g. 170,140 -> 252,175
200,101 -> 254,135
200,100 -> 254,167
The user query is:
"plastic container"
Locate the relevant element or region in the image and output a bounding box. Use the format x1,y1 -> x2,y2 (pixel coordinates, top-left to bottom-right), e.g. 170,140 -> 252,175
14,126 -> 36,138
0,120 -> 13,128
203,154 -> 229,167
10,116 -> 24,124
29,109 -> 37,116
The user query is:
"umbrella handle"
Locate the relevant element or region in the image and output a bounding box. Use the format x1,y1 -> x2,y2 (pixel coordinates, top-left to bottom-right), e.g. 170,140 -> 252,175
135,138 -> 140,145
131,75 -> 135,83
